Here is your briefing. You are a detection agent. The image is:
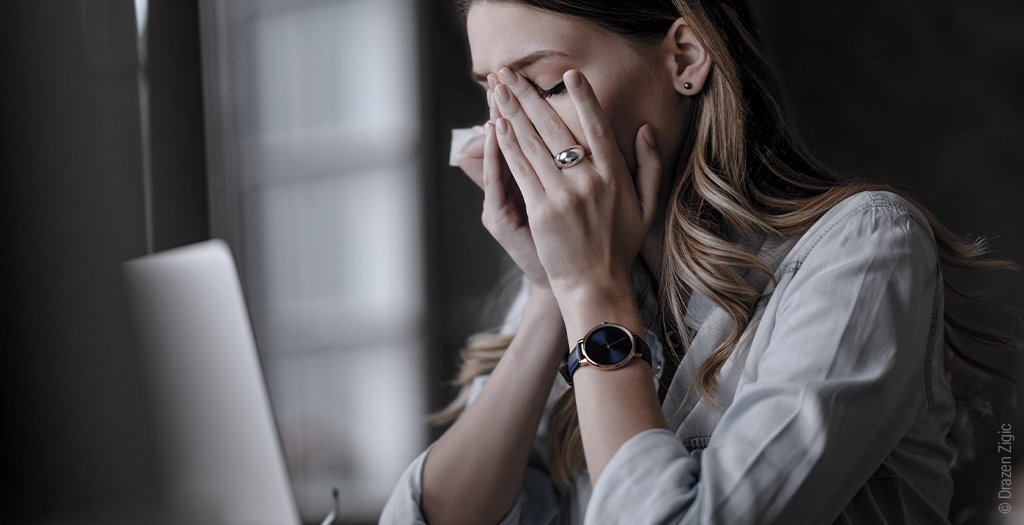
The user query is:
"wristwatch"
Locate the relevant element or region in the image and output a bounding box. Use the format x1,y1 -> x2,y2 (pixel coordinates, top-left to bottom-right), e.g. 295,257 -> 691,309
559,322 -> 653,387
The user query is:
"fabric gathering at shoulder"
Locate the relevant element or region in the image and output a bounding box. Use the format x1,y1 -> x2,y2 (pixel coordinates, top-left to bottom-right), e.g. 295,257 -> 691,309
780,190 -> 940,275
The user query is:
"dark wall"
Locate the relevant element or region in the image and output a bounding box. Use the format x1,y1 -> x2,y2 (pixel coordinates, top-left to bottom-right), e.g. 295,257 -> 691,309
755,0 -> 1024,281
0,1 -> 208,522
421,1 -> 1024,522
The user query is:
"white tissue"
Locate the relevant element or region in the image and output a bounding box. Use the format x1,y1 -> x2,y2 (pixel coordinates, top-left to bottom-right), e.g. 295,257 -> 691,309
449,124 -> 487,167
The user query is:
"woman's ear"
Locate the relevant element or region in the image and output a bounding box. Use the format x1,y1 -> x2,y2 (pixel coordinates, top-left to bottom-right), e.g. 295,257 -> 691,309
661,17 -> 712,96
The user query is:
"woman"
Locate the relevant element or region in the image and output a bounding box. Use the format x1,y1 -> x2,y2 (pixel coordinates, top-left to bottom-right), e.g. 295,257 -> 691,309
383,1 -> 1018,523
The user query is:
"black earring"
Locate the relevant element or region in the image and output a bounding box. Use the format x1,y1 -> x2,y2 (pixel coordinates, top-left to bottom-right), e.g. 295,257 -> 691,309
683,81 -> 693,90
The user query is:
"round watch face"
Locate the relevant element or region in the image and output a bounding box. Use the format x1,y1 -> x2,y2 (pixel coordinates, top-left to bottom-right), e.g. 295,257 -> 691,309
582,324 -> 635,367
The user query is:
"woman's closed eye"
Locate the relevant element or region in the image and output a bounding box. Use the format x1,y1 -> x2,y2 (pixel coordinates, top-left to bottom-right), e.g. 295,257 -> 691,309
530,79 -> 567,99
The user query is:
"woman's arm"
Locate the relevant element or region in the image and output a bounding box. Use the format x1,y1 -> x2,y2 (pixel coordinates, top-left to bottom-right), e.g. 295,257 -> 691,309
421,287 -> 567,525
558,282 -> 669,484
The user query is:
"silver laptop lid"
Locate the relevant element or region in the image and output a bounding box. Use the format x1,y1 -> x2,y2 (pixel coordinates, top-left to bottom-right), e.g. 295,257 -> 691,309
123,239 -> 300,525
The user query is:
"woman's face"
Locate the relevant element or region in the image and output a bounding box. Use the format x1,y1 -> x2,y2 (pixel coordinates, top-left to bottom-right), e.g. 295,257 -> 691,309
466,2 -> 690,180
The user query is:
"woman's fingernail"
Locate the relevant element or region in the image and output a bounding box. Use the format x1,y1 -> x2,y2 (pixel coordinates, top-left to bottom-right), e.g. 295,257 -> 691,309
565,70 -> 584,89
498,67 -> 518,85
496,118 -> 508,135
495,84 -> 511,104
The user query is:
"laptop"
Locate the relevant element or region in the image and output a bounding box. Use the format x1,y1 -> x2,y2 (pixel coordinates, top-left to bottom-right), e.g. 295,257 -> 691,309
123,239 -> 305,524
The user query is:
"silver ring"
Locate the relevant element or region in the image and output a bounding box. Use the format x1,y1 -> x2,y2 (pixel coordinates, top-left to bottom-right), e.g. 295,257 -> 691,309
553,145 -> 586,169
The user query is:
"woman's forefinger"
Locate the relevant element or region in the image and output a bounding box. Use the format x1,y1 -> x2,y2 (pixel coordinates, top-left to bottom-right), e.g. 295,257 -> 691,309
563,69 -> 621,171
487,73 -> 501,123
481,121 -> 505,213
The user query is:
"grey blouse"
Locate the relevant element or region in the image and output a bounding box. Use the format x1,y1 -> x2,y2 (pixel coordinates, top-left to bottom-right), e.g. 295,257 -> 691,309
381,190 -> 956,524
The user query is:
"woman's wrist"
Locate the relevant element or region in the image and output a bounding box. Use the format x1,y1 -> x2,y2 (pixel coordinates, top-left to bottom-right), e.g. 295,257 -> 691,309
556,280 -> 645,346
520,286 -> 568,357
526,282 -> 560,310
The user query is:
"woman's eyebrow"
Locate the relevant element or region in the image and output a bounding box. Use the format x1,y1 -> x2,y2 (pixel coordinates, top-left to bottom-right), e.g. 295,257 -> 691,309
471,50 -> 572,83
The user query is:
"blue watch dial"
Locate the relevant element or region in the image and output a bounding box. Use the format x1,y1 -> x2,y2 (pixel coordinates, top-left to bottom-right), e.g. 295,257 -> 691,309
583,325 -> 634,366
561,323 -> 653,387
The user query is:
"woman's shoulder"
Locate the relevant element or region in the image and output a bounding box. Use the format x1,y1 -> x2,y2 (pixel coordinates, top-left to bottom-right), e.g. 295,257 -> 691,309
818,188 -> 931,228
778,188 -> 939,272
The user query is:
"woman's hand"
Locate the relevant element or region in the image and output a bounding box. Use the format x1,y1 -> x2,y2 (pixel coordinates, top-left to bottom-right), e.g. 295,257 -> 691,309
491,68 -> 662,300
468,73 -> 552,291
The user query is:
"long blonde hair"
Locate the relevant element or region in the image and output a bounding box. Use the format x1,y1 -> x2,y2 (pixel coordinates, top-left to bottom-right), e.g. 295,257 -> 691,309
438,0 -> 1021,490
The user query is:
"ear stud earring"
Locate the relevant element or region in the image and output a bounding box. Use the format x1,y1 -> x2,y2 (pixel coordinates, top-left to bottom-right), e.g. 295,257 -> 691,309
683,81 -> 693,90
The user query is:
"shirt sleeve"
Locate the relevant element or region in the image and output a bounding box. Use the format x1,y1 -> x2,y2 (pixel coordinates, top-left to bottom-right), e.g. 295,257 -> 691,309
379,445 -> 432,525
585,199 -> 941,524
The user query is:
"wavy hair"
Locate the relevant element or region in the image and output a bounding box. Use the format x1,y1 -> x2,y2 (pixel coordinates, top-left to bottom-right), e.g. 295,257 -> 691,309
436,0 -> 1021,491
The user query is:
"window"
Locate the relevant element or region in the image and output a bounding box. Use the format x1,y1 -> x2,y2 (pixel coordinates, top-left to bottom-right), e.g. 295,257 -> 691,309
198,0 -> 425,521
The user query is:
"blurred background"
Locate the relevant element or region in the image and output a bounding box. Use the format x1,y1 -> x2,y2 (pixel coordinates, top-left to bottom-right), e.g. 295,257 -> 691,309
0,0 -> 1021,523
